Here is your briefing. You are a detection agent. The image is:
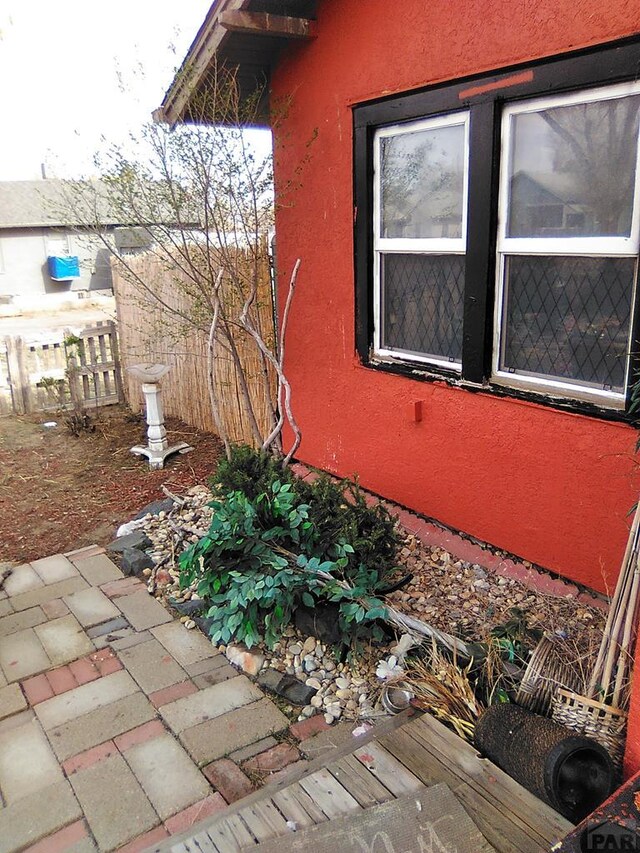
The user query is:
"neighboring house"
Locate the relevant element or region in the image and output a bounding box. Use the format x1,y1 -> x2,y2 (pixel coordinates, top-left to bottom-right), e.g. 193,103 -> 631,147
159,2 -> 640,769
0,179 -> 147,307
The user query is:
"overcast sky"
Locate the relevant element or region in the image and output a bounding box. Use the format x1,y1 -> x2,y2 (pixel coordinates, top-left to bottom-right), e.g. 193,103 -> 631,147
0,1 -> 215,181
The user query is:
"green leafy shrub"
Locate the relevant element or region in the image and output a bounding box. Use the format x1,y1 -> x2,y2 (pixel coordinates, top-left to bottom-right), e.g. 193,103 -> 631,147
212,445 -> 401,582
213,445 -> 297,501
180,456 -> 399,649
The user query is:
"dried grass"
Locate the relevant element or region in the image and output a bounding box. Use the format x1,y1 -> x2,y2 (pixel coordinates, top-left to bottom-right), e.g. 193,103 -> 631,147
398,641 -> 484,740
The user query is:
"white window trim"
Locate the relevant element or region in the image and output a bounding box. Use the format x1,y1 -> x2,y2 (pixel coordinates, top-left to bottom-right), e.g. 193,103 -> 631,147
372,111 -> 470,369
45,229 -> 73,258
492,81 -> 640,408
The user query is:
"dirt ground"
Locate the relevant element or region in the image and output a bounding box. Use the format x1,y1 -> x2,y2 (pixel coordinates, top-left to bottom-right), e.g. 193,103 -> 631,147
0,404 -> 223,565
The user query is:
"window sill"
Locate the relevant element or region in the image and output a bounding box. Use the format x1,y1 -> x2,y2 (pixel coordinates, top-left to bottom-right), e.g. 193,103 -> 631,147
361,354 -> 635,424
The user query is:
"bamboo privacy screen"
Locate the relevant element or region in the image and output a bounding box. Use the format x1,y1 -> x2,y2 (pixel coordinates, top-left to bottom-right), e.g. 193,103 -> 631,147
550,501 -> 640,768
112,247 -> 276,445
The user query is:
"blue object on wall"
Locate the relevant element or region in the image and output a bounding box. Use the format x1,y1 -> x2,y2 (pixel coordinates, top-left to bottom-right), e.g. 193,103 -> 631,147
48,256 -> 80,281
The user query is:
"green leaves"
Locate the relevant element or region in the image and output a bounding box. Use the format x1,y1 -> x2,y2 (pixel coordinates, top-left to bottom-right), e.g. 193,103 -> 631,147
179,450 -> 401,651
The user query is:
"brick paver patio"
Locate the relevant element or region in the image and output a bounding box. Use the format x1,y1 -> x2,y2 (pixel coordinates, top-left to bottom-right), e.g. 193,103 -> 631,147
0,546 -> 307,853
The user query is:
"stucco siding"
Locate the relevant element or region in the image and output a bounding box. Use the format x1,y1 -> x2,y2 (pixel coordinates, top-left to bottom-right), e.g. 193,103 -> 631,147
0,228 -> 114,298
270,1 -> 640,595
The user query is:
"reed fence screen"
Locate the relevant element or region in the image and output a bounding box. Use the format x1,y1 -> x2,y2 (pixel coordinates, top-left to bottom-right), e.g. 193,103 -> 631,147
112,248 -> 277,446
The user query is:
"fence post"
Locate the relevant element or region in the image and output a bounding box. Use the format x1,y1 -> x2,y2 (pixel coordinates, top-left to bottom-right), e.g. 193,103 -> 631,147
67,355 -> 83,413
4,336 -> 30,414
108,321 -> 125,403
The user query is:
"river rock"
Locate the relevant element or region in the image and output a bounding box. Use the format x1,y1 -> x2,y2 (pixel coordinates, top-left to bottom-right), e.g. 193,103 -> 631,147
225,643 -> 265,676
120,548 -> 155,577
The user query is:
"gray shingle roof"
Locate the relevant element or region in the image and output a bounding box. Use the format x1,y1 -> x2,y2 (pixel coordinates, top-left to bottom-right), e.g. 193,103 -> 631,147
0,179 -> 123,229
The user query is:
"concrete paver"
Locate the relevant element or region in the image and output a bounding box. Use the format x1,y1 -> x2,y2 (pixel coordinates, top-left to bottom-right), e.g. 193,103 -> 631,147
64,587 -> 120,629
0,779 -> 82,853
69,752 -> 159,852
0,719 -> 64,803
35,670 -> 139,730
34,615 -> 95,667
163,794 -> 226,835
71,554 -> 122,586
23,821 -> 95,853
31,555 -> 79,584
10,577 -> 88,612
228,736 -> 279,764
0,627 -> 50,682
91,626 -> 137,650
151,622 -> 217,667
115,590 -> 173,631
149,681 -> 198,709
192,664 -> 238,689
22,672 -> 55,705
2,564 -> 44,597
184,655 -> 230,678
0,708 -> 35,735
110,629 -> 153,651
48,692 -> 157,762
85,616 -> 129,638
160,675 -> 263,734
41,598 -> 70,619
0,606 -> 47,637
0,545 -> 299,852
118,638 -> 187,694
0,683 -> 27,720
179,698 -> 289,765
124,732 -> 211,820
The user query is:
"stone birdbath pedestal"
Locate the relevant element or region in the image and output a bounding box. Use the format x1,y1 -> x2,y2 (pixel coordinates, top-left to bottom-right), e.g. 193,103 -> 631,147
127,363 -> 193,470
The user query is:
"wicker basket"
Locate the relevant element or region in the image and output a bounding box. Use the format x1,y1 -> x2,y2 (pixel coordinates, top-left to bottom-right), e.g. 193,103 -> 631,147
516,637 -> 581,717
551,688 -> 627,769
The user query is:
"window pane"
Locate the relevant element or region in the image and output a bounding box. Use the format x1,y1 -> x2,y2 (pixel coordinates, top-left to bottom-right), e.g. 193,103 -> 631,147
500,256 -> 636,392
381,253 -> 464,362
380,122 -> 466,239
507,94 -> 640,238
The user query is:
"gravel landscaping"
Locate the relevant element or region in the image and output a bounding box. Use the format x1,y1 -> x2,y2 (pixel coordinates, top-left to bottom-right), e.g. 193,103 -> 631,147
116,480 -> 608,726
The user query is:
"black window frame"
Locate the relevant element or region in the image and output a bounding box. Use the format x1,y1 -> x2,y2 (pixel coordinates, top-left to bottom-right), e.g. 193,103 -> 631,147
353,37 -> 640,421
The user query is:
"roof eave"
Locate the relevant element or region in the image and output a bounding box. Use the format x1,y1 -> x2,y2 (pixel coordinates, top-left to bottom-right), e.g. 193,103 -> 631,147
154,0 -> 250,126
154,0 -> 317,127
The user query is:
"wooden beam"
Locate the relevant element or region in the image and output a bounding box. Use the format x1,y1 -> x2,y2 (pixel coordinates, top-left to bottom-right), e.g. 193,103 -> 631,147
219,11 -> 316,40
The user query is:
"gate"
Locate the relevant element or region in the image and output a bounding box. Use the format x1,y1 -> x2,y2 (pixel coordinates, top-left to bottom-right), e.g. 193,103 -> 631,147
0,320 -> 123,415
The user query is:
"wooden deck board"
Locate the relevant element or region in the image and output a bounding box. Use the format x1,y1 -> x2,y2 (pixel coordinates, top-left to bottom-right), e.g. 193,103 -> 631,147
379,725 -> 539,853
379,715 -> 572,853
271,786 -> 319,829
328,754 -> 396,807
153,711 -> 572,853
409,714 -> 571,841
210,824 -> 243,852
353,741 -> 424,796
251,785 -> 497,853
224,814 -> 258,848
237,800 -> 290,843
297,768 -> 362,819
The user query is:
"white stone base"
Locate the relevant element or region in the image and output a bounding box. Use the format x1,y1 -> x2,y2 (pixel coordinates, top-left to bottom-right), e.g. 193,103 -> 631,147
130,442 -> 193,470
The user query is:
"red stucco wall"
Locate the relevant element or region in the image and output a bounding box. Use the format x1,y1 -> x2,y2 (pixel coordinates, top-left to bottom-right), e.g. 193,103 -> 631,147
270,0 -> 640,781
270,0 -> 640,596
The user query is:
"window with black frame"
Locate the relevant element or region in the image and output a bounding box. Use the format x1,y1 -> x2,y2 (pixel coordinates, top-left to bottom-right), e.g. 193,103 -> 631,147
494,85 -> 640,407
374,113 -> 469,369
356,45 -> 640,414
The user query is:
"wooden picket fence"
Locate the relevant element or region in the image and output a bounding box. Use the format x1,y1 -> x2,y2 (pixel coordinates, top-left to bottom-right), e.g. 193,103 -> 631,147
0,321 -> 123,415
